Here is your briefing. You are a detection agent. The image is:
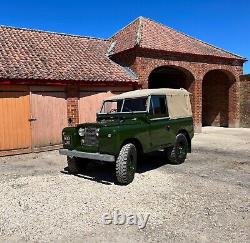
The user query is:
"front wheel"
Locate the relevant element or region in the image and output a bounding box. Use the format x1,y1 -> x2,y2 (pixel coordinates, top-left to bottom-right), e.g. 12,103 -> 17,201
115,143 -> 137,185
166,133 -> 188,165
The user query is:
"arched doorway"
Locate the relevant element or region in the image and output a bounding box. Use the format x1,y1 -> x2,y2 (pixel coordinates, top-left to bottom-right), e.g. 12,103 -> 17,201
202,70 -> 236,127
148,66 -> 195,115
148,66 -> 194,91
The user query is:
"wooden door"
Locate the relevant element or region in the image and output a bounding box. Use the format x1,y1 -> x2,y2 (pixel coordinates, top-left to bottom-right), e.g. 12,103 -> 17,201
0,85 -> 31,153
79,91 -> 114,123
31,87 -> 67,149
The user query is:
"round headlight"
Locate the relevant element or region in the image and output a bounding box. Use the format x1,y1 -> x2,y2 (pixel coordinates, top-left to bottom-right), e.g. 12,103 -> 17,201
78,128 -> 85,137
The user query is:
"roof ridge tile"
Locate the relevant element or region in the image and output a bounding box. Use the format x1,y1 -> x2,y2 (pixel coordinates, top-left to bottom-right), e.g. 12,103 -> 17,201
136,16 -> 143,45
109,17 -> 140,39
0,25 -> 107,41
110,16 -> 245,60
142,17 -> 245,60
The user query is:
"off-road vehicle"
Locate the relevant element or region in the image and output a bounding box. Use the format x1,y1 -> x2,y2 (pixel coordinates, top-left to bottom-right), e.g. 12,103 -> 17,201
59,88 -> 194,184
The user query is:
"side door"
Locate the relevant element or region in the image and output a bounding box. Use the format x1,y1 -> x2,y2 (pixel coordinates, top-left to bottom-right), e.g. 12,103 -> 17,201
148,95 -> 173,150
0,85 -> 31,155
30,86 -> 67,150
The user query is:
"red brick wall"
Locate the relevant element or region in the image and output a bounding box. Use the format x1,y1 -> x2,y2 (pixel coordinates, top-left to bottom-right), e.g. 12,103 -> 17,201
66,86 -> 79,126
240,74 -> 250,127
110,48 -> 244,132
110,49 -> 137,71
202,71 -> 231,127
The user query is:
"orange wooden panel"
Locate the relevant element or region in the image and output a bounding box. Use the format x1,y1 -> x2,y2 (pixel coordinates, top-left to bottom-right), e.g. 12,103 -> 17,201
0,90 -> 31,151
31,91 -> 67,148
79,91 -> 115,123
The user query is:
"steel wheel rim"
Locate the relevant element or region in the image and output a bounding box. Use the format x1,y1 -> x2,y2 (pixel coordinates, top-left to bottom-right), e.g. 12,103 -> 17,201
177,141 -> 187,159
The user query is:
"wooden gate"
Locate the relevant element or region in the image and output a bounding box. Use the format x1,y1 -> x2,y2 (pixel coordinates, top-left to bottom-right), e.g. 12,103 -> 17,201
0,85 -> 31,154
79,91 -> 114,123
30,87 -> 67,150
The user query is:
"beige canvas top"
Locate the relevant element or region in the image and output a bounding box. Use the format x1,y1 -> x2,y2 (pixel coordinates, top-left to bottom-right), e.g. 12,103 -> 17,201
104,88 -> 192,119
105,88 -> 189,100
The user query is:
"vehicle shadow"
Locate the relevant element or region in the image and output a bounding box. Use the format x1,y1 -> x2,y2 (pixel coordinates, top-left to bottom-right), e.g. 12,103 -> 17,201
60,151 -> 168,185
137,151 -> 169,173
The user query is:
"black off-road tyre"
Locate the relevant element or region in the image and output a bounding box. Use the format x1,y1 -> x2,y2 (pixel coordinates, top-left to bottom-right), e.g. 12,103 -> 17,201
115,143 -> 137,185
67,156 -> 89,174
166,133 -> 188,165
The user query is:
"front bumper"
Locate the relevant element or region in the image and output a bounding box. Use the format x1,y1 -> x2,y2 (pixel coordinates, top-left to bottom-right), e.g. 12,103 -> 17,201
59,149 -> 115,162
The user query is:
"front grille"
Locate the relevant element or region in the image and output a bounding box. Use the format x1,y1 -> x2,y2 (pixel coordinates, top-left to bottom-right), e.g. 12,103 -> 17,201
84,127 -> 98,146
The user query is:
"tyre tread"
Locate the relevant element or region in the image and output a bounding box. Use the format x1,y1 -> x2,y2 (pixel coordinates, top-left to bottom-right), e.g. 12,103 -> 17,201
116,143 -> 136,184
167,133 -> 188,165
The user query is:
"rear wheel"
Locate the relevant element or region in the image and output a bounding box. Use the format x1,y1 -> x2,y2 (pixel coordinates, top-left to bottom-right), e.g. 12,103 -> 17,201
166,133 -> 188,164
115,143 -> 137,185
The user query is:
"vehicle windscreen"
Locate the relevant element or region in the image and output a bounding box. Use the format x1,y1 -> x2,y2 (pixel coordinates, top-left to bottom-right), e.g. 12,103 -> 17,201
100,97 -> 148,113
101,100 -> 123,113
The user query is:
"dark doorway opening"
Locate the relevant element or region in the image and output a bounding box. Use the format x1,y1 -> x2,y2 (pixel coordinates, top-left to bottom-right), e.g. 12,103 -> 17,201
148,66 -> 193,91
148,66 -> 195,115
202,70 -> 235,127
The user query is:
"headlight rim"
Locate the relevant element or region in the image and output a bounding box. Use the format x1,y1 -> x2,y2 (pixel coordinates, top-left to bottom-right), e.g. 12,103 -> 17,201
78,127 -> 86,137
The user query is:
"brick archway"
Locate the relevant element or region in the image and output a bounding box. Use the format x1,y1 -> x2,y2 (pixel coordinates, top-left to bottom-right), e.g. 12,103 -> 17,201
148,65 -> 195,92
148,65 -> 196,114
202,69 -> 236,127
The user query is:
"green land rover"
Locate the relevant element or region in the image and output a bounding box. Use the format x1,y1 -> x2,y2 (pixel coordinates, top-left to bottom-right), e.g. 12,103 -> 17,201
59,88 -> 194,184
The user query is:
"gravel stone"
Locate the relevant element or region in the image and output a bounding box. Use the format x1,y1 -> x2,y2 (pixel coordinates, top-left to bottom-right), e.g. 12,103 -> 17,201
0,127 -> 249,242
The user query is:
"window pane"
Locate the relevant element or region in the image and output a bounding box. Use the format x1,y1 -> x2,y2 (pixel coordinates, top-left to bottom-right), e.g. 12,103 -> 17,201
159,97 -> 167,114
122,98 -> 147,112
101,98 -> 147,113
101,100 -> 122,113
151,96 -> 168,116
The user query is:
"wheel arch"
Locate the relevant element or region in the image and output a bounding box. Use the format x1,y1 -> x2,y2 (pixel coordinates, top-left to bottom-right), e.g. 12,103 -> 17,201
121,138 -> 144,155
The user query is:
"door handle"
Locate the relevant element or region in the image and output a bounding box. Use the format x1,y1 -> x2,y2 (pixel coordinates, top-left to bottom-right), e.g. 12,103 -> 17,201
28,117 -> 37,122
166,125 -> 170,131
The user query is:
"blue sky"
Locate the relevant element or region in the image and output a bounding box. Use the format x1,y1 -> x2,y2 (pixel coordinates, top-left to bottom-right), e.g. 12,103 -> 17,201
1,0 -> 249,73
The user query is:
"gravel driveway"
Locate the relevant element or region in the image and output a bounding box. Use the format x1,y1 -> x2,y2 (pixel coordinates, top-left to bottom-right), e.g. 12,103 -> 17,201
0,127 -> 249,242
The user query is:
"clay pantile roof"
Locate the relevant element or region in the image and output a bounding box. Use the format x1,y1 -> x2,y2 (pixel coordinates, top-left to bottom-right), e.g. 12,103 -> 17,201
0,26 -> 137,83
109,17 -> 245,60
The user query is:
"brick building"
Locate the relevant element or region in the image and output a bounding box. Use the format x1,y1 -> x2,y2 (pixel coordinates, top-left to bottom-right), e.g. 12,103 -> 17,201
0,16 -> 248,156
109,17 -> 247,131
